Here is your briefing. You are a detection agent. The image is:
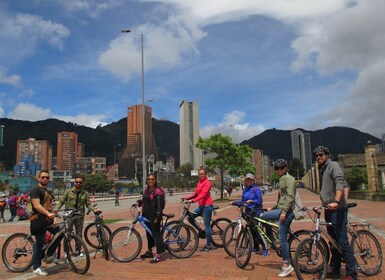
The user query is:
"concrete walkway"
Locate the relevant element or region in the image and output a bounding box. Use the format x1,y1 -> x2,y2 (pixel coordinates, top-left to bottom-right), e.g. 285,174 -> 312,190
0,189 -> 384,280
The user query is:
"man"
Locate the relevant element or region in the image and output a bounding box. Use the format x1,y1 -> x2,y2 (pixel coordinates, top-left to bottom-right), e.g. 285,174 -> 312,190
260,159 -> 295,278
314,146 -> 357,280
7,191 -> 19,222
56,174 -> 99,242
30,170 -> 64,277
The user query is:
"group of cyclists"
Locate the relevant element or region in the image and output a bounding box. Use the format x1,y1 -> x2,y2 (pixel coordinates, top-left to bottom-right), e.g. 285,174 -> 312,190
4,145 -> 357,279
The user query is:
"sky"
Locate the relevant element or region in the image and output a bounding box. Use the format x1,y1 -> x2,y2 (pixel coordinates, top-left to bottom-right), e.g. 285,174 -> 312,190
1,0 -> 384,143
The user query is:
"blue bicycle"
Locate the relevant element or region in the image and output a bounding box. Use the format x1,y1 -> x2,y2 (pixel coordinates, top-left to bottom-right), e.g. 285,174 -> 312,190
109,203 -> 199,262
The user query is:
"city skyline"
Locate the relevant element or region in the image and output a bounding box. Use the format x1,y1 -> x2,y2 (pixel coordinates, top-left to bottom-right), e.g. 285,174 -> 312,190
1,1 -> 384,142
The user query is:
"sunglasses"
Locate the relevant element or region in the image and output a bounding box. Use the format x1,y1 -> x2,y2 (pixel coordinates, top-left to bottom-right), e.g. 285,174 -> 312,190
274,166 -> 285,171
75,181 -> 83,184
315,153 -> 325,158
41,176 -> 50,179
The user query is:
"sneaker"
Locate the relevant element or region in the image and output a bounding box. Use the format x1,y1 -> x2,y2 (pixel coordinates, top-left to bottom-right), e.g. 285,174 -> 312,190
45,255 -> 66,265
140,251 -> 153,259
344,276 -> 354,280
278,265 -> 294,277
200,245 -> 212,252
149,253 -> 162,264
262,249 -> 269,257
326,267 -> 341,278
33,267 -> 48,276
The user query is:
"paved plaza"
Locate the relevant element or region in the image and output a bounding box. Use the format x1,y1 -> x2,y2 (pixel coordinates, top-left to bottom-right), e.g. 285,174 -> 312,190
0,188 -> 384,280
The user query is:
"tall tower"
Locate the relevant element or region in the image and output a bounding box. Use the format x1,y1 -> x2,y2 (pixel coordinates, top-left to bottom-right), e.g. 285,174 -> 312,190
57,132 -> 78,171
291,130 -> 312,170
179,100 -> 202,170
16,138 -> 51,170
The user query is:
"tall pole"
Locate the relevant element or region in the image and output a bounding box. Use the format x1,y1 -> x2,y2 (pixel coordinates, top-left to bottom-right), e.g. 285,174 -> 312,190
121,29 -> 146,192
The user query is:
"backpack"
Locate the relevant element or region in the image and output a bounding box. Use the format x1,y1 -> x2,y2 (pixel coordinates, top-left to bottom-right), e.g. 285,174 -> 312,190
0,200 -> 6,208
8,196 -> 15,207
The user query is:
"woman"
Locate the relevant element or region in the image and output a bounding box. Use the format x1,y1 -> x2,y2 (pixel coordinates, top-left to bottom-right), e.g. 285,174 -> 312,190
184,167 -> 214,252
140,173 -> 166,263
260,159 -> 296,278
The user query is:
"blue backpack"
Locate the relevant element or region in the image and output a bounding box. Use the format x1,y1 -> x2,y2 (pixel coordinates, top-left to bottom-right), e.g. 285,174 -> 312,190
8,196 -> 15,207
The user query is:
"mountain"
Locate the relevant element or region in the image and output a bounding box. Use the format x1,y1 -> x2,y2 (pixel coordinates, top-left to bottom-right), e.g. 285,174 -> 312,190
0,117 -> 381,170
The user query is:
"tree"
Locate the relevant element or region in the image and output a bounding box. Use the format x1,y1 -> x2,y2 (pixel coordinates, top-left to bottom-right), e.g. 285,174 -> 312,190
197,134 -> 253,199
344,167 -> 367,191
271,172 -> 280,186
176,162 -> 193,183
52,178 -> 66,195
289,158 -> 304,180
83,174 -> 112,195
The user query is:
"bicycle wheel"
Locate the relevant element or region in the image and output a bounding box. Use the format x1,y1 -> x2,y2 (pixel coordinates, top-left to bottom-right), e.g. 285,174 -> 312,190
99,226 -> 110,261
294,238 -> 328,280
223,221 -> 241,258
351,229 -> 382,276
109,227 -> 142,262
235,228 -> 253,269
211,217 -> 231,248
166,223 -> 199,259
65,234 -> 90,274
163,220 -> 180,238
1,233 -> 33,272
84,222 -> 112,249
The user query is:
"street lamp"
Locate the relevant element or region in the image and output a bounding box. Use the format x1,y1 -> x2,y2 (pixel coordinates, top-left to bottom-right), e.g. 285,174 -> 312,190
121,28 -> 146,190
113,144 -> 121,165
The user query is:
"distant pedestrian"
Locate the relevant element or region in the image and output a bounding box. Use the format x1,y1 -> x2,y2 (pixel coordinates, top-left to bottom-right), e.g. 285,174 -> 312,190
115,191 -> 120,206
8,192 -> 19,222
0,194 -> 7,222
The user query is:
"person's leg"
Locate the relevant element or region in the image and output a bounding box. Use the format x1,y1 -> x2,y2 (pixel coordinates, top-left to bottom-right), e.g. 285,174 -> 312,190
279,211 -> 294,263
150,221 -> 165,254
325,210 -> 342,273
74,217 -> 84,238
260,208 -> 281,239
203,206 -> 213,248
187,206 -> 202,230
32,233 -> 45,270
144,220 -> 155,251
47,226 -> 64,257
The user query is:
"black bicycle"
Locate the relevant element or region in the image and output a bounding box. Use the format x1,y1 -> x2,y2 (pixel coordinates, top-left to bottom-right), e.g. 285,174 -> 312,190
166,200 -> 231,248
1,209 -> 90,274
84,204 -> 111,260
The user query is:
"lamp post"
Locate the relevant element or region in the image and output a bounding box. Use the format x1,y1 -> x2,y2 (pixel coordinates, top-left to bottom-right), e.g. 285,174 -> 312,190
121,28 -> 146,190
113,144 -> 121,165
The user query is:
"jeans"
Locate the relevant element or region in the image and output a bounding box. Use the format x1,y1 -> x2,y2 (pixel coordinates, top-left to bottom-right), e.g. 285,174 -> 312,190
9,207 -> 17,222
188,205 -> 213,247
32,226 -> 63,270
325,208 -> 357,279
260,208 -> 295,263
144,220 -> 165,254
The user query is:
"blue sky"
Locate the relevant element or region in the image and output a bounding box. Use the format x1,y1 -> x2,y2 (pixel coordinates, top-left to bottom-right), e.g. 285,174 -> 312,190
1,0 -> 384,142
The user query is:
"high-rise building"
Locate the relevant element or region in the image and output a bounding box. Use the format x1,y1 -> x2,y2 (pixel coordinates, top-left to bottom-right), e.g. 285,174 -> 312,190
77,143 -> 85,158
75,157 -> 106,175
56,132 -> 78,171
16,138 -> 51,170
179,100 -> 202,170
291,130 -> 312,170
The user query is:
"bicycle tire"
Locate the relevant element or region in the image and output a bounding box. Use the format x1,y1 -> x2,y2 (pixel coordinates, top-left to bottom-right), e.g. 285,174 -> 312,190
1,233 -> 34,272
223,221 -> 241,258
351,229 -> 383,276
163,220 -> 180,238
84,222 -> 112,249
294,237 -> 328,280
235,228 -> 253,269
211,217 -> 231,248
166,223 -> 199,259
99,226 -> 110,261
65,234 -> 90,274
109,227 -> 142,262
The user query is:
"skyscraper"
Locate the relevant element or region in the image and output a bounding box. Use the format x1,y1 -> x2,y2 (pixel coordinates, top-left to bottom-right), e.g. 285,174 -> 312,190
179,100 -> 202,170
57,132 -> 78,171
16,138 -> 51,170
291,130 -> 312,170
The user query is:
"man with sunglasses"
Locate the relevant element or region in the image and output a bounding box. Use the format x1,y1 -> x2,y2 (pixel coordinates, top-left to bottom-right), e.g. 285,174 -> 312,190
314,146 -> 357,280
56,174 -> 99,244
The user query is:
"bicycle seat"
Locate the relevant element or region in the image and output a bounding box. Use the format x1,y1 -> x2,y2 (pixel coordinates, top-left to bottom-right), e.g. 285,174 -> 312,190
163,213 -> 175,219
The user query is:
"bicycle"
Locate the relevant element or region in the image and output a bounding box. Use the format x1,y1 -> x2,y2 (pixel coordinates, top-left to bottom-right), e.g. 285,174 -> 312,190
109,203 -> 199,262
294,203 -> 383,280
166,199 -> 231,248
1,209 -> 91,274
83,204 -> 111,260
234,204 -> 323,269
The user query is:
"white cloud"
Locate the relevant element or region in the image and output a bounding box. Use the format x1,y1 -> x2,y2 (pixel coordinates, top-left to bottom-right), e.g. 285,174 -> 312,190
56,0 -> 125,18
7,103 -> 108,128
0,106 -> 4,117
0,67 -> 22,87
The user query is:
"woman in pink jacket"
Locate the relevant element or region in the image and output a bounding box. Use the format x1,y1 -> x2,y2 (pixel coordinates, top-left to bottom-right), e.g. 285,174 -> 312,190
184,167 -> 214,252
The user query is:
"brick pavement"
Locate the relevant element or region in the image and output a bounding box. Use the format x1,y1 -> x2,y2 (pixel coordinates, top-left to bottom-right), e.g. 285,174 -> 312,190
0,189 -> 384,280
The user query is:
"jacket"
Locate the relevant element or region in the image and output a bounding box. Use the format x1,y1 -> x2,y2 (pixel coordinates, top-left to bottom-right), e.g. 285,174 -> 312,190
273,172 -> 295,215
185,177 -> 213,207
232,184 -> 263,215
56,187 -> 95,214
143,187 -> 164,220
319,158 -> 348,208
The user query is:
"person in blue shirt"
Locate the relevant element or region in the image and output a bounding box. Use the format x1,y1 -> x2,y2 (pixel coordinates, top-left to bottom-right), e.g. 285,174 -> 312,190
231,173 -> 264,253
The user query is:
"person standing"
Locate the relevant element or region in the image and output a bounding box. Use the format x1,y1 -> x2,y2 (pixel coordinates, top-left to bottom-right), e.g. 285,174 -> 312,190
7,191 -> 19,222
184,167 -> 214,252
231,173 -> 264,254
139,173 -> 166,263
115,191 -> 120,206
0,194 -> 7,222
260,159 -> 296,278
314,146 -> 357,280
55,174 -> 99,242
30,170 -> 64,276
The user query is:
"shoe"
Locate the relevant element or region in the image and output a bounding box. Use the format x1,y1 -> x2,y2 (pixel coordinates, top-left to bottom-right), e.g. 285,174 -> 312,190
200,245 -> 212,252
140,251 -> 153,259
278,265 -> 294,277
33,267 -> 48,276
262,249 -> 269,257
45,255 -> 66,265
326,267 -> 341,278
149,254 -> 162,264
75,251 -> 84,257
344,276 -> 354,280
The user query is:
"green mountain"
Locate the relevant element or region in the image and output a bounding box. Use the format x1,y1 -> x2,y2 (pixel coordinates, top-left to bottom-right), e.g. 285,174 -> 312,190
0,117 -> 381,170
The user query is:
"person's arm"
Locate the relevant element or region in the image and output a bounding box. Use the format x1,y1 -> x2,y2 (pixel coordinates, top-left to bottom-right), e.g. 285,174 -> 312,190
190,181 -> 211,203
328,163 -> 347,209
184,192 -> 197,201
55,189 -> 68,210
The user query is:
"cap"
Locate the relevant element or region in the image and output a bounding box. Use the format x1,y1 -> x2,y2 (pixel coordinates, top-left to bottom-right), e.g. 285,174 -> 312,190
245,173 -> 255,180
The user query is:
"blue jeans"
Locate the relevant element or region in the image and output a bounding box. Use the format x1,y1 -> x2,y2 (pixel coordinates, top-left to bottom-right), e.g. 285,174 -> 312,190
32,226 -> 62,270
325,208 -> 357,279
189,205 -> 213,247
261,208 -> 295,263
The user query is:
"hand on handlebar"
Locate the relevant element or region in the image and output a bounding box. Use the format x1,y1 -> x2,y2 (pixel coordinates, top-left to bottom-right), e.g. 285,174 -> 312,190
94,209 -> 102,214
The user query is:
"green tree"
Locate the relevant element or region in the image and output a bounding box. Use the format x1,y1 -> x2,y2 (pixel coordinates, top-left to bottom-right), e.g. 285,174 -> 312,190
344,167 -> 367,191
83,174 -> 112,195
289,158 -> 304,180
196,134 -> 253,199
176,163 -> 193,182
271,172 -> 280,185
52,178 -> 66,195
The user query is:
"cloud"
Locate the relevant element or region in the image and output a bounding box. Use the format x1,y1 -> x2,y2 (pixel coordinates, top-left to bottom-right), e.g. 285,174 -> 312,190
7,103 -> 108,128
56,0 -> 125,18
0,106 -> 4,117
0,67 -> 22,87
